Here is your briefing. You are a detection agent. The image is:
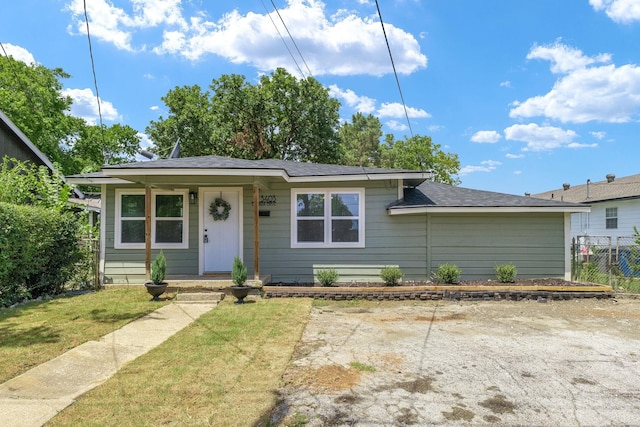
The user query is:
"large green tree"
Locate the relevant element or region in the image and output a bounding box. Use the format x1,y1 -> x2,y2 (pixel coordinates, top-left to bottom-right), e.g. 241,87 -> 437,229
381,134 -> 461,185
339,113 -> 383,167
0,55 -> 83,167
147,68 -> 342,163
0,55 -> 141,174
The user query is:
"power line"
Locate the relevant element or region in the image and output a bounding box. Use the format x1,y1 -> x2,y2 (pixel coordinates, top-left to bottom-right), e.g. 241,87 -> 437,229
82,0 -> 106,148
269,0 -> 314,78
259,0 -> 306,77
374,0 -> 414,138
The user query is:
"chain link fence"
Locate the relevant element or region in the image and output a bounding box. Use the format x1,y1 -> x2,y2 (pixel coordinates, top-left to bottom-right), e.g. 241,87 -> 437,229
572,235 -> 640,291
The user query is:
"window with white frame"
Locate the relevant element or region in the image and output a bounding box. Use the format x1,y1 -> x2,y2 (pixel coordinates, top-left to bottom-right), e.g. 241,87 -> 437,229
115,189 -> 189,249
291,189 -> 364,248
605,207 -> 618,229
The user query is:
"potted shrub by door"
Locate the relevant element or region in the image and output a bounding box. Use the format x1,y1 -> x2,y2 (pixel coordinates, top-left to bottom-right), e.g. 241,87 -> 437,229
145,251 -> 168,301
230,257 -> 250,304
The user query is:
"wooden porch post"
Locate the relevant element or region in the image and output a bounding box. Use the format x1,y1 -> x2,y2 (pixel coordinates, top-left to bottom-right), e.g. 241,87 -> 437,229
253,184 -> 260,281
145,185 -> 152,281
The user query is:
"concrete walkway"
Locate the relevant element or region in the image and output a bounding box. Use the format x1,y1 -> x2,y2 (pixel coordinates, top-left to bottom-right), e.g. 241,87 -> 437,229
0,302 -> 218,427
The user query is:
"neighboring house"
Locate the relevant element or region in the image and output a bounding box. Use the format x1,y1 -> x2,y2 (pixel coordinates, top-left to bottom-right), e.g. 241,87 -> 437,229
0,109 -> 57,170
67,156 -> 588,285
533,174 -> 640,241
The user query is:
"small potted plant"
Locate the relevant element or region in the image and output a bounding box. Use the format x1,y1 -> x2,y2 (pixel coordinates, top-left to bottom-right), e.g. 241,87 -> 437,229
145,251 -> 168,301
230,257 -> 250,304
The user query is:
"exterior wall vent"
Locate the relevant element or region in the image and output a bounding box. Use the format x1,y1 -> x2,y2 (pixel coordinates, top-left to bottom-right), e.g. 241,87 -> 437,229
606,174 -> 615,183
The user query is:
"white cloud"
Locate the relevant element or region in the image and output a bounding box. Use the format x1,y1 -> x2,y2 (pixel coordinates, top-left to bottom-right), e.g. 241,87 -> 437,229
427,124 -> 443,132
65,0 -> 426,77
62,88 -> 120,124
567,142 -> 598,149
504,123 -> 578,151
470,130 -> 501,143
510,42 -> 640,123
328,85 -> 376,113
500,80 -> 511,88
150,105 -> 160,111
513,170 -> 522,175
0,43 -> 36,64
378,102 -> 430,119
590,0 -> 640,23
459,160 -> 502,175
590,131 -> 606,139
65,0 -> 187,51
505,153 -> 525,159
385,120 -> 407,131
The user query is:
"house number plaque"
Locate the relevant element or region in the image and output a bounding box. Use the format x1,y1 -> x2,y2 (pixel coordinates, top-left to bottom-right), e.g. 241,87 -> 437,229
259,195 -> 277,206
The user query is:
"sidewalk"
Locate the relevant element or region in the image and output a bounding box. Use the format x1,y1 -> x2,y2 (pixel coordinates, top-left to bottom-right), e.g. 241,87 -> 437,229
0,302 -> 218,427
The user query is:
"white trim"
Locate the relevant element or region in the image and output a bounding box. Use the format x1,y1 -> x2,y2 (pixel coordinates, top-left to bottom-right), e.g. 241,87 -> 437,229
67,177 -> 132,185
198,187 -> 244,275
564,212 -> 571,281
291,188 -> 365,249
100,167 -> 429,183
99,184 -> 107,286
114,188 -> 189,249
387,206 -> 591,215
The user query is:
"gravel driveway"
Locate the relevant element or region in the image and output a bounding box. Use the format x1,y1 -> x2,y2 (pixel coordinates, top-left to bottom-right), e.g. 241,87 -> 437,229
271,297 -> 640,426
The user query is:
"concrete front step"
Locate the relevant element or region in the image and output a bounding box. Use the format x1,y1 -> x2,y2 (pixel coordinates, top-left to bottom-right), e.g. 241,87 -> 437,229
175,292 -> 226,303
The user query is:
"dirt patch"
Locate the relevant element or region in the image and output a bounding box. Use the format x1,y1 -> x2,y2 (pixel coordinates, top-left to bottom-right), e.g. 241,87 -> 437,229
291,364 -> 361,392
443,406 -> 475,421
479,395 -> 517,414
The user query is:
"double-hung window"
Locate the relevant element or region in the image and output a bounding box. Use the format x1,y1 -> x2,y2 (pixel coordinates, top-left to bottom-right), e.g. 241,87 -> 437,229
292,189 -> 364,248
605,207 -> 618,229
115,189 -> 189,249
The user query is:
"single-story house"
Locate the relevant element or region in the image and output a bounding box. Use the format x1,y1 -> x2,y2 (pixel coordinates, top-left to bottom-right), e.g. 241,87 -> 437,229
67,156 -> 589,285
533,173 -> 640,242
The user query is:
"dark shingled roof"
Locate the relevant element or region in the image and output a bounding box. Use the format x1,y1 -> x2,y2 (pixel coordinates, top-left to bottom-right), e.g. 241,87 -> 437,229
389,180 -> 583,209
103,155 -> 418,177
533,173 -> 640,203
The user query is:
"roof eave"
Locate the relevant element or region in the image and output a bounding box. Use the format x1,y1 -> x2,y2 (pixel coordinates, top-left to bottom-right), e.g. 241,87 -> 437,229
387,206 -> 591,215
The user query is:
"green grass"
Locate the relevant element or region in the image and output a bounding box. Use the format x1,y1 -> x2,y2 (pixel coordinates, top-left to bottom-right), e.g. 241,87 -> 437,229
349,361 -> 376,372
48,297 -> 313,427
0,287 -> 170,383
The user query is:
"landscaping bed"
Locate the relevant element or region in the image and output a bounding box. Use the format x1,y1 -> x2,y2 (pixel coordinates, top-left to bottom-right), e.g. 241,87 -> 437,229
264,278 -> 613,301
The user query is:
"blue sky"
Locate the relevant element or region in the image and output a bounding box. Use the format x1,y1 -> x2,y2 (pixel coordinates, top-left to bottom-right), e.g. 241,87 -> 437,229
2,0 -> 640,195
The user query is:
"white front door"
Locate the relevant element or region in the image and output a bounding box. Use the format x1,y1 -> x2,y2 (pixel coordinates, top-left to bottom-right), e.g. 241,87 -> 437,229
202,189 -> 241,273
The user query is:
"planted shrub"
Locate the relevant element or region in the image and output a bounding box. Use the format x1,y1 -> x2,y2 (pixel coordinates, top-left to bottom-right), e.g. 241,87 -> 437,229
232,257 -> 248,286
380,266 -> 404,286
151,251 -> 167,285
317,269 -> 339,287
434,263 -> 461,284
495,263 -> 518,283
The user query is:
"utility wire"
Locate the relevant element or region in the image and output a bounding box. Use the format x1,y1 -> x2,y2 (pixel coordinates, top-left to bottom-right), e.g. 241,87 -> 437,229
374,0 -> 414,137
260,0 -> 306,77
269,0 -> 314,78
82,0 -> 107,149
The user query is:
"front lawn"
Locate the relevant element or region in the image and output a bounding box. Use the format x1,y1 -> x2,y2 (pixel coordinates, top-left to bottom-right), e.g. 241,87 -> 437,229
0,287 -> 170,383
48,297 -> 313,426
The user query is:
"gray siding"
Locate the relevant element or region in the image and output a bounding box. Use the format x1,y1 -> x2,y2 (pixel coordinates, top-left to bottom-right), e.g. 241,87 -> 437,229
102,182 -> 567,284
429,213 -> 565,280
249,182 -> 429,283
103,185 -> 200,284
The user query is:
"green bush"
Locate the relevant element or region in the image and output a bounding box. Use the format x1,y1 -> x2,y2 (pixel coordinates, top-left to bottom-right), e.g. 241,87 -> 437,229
0,202 -> 82,306
317,269 -> 339,287
380,266 -> 404,286
495,263 -> 518,283
151,251 -> 167,285
232,257 -> 248,286
433,263 -> 461,284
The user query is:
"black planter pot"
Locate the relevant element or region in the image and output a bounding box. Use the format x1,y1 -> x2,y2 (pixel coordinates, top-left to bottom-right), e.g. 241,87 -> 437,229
145,282 -> 168,301
230,286 -> 251,304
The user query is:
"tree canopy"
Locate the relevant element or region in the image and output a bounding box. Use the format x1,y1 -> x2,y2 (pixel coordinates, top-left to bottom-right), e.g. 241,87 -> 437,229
147,68 -> 342,163
339,113 -> 383,167
0,55 -> 141,175
381,134 -> 461,185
